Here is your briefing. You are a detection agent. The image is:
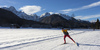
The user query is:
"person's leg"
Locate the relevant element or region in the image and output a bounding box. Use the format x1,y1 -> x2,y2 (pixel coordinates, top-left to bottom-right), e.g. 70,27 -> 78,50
64,35 -> 67,43
67,35 -> 76,43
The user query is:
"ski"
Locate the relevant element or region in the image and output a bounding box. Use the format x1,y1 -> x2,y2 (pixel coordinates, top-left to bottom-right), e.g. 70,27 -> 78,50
75,43 -> 79,46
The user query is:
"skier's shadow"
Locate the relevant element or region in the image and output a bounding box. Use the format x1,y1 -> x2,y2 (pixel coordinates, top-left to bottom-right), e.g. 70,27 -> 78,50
78,43 -> 100,47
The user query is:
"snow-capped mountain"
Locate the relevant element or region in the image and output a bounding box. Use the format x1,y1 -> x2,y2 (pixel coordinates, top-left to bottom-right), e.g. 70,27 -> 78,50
40,12 -> 51,18
1,6 -> 72,21
55,13 -> 72,20
1,6 -> 39,21
40,12 -> 72,20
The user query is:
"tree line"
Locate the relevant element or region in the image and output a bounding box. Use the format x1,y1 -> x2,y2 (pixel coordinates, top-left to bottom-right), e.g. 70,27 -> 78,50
91,18 -> 100,29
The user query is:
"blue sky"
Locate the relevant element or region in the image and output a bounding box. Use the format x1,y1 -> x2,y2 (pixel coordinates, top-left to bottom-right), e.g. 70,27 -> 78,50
0,0 -> 100,21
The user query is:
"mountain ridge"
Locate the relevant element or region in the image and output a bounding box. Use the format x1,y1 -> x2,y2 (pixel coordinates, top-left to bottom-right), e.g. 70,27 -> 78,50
0,6 -> 91,28
1,6 -> 39,21
0,8 -> 49,28
40,14 -> 91,28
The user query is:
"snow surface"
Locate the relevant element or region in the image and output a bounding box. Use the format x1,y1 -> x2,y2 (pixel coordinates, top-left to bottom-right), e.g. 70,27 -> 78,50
0,28 -> 100,50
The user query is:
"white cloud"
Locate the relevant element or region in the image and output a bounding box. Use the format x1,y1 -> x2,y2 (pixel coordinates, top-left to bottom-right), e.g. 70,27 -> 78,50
7,0 -> 17,4
0,5 -> 8,8
61,9 -> 73,12
75,14 -> 100,20
61,1 -> 100,13
19,5 -> 41,15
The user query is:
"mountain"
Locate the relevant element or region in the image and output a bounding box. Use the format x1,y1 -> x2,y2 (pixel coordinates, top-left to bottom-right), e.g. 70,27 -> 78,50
1,6 -> 39,21
40,14 -> 71,27
55,13 -> 72,20
40,14 -> 91,28
40,12 -> 72,20
40,12 -> 51,18
0,6 -> 91,28
0,8 -> 49,28
39,12 -> 72,22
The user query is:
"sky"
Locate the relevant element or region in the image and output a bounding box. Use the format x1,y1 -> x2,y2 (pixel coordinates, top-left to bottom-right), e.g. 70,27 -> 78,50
0,0 -> 100,21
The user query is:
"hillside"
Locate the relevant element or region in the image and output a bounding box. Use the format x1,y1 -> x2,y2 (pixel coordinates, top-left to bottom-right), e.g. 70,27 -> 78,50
2,6 -> 39,21
40,14 -> 91,28
0,7 -> 91,28
0,8 -> 49,28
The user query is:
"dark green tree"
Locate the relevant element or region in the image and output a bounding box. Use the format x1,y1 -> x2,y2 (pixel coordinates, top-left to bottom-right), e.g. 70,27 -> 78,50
95,18 -> 99,29
91,22 -> 95,30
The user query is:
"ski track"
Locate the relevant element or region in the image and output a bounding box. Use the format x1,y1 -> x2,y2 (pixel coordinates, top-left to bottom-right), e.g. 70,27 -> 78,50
0,29 -> 100,50
0,35 -> 62,49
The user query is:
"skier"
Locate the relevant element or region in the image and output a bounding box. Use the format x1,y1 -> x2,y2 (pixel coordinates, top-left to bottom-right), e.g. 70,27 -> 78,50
62,28 -> 76,44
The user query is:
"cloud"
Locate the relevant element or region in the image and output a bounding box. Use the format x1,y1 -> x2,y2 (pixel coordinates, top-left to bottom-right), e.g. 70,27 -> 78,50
0,5 -> 8,8
61,1 -> 100,13
19,5 -> 41,15
0,0 -> 18,4
7,0 -> 17,4
75,14 -> 100,20
61,9 -> 73,12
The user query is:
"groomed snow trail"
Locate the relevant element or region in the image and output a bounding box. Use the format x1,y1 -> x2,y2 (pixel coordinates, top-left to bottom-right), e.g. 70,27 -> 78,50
0,29 -> 100,50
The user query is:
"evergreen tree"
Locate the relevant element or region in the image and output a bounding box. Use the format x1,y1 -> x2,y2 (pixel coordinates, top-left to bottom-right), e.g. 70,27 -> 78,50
95,18 -> 99,29
91,22 -> 95,30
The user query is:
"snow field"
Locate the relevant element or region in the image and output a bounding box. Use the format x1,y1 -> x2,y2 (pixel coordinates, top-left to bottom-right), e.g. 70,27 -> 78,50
0,29 -> 100,50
